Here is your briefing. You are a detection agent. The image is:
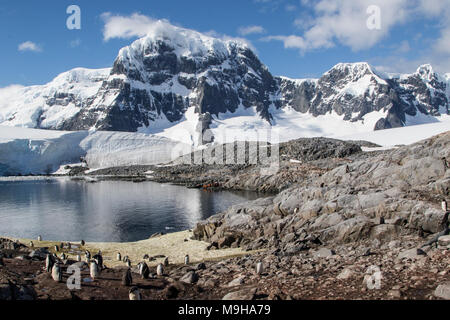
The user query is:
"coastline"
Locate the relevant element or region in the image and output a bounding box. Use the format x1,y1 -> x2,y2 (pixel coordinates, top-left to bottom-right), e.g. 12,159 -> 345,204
5,230 -> 260,268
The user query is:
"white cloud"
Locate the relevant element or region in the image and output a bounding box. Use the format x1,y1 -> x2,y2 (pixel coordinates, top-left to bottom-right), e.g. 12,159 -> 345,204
18,41 -> 42,52
101,12 -> 159,41
101,12 -> 255,51
265,0 -> 412,52
238,25 -> 266,36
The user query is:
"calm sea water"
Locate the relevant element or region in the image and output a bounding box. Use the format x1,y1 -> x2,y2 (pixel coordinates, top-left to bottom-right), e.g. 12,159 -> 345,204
0,178 -> 260,242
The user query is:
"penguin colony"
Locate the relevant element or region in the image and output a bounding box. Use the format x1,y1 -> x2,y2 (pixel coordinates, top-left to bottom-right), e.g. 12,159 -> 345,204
36,238 -> 202,300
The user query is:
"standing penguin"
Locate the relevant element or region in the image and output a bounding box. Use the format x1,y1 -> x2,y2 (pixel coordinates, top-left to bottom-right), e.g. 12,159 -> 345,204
139,262 -> 150,279
54,245 -> 59,252
256,262 -> 264,275
122,268 -> 133,286
129,287 -> 142,300
156,263 -> 164,276
45,254 -> 54,273
163,257 -> 169,267
93,252 -> 103,270
90,261 -> 99,280
126,259 -> 132,268
85,250 -> 91,262
38,235 -> 42,242
52,263 -> 62,282
117,252 -> 122,261
442,199 -> 448,212
61,253 -> 66,260
184,255 -> 190,265
76,254 -> 81,262
80,240 -> 85,246
29,241 -> 34,248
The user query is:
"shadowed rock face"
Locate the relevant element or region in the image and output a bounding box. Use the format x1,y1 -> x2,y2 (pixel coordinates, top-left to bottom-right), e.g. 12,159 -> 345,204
279,63 -> 449,131
60,37 -> 279,133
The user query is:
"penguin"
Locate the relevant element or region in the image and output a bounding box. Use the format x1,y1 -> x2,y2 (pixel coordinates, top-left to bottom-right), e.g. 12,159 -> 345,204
85,250 -> 91,261
129,287 -> 142,300
76,254 -> 81,262
163,257 -> 169,267
256,262 -> 264,275
52,263 -> 62,282
442,199 -> 448,212
90,261 -> 99,280
67,243 -> 72,250
29,241 -> 34,248
80,240 -> 85,246
61,253 -> 66,260
156,263 -> 164,276
143,254 -> 149,260
138,262 -> 150,279
54,245 -> 59,252
45,254 -> 54,273
117,252 -> 122,261
60,243 -> 64,249
122,268 -> 133,286
93,253 -> 103,270
123,255 -> 129,263
126,260 -> 132,268
184,255 -> 190,265
38,235 -> 42,242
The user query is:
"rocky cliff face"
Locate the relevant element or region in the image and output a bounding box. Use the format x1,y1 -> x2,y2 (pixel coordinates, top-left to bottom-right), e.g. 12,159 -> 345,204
0,22 -> 448,139
278,63 -> 449,130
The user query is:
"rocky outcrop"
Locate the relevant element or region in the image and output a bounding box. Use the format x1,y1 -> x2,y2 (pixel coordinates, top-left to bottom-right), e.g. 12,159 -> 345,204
194,131 -> 450,250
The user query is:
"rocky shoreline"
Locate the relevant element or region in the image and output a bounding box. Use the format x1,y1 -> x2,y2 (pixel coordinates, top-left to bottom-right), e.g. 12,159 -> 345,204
1,133 -> 449,300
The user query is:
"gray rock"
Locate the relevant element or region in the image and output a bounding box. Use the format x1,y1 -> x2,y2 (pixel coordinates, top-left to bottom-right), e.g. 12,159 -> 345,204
434,282 -> 450,300
222,288 -> 257,300
180,271 -> 199,284
313,248 -> 335,259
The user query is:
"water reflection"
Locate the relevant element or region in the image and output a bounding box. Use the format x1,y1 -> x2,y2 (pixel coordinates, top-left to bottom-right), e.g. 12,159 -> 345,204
0,178 -> 260,242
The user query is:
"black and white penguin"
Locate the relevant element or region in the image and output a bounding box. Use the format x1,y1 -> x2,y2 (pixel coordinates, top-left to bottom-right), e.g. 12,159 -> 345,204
90,261 -> 99,280
138,262 -> 150,279
256,262 -> 264,275
85,250 -> 91,261
117,252 -> 122,261
54,245 -> 59,252
184,255 -> 190,265
45,254 -> 54,273
81,240 -> 85,246
37,235 -> 42,242
163,257 -> 169,267
61,253 -> 66,260
29,241 -> 34,248
129,287 -> 141,300
143,254 -> 149,260
52,263 -> 62,282
122,268 -> 133,286
93,252 -> 103,270
76,254 -> 81,262
156,263 -> 164,276
442,199 -> 448,212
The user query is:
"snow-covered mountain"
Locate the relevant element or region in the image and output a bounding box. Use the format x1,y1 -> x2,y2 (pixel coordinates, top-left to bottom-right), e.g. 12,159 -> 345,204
0,21 -> 448,146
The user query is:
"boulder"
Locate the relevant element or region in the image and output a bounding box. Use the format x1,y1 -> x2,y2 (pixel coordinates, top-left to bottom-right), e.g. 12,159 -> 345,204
434,282 -> 450,300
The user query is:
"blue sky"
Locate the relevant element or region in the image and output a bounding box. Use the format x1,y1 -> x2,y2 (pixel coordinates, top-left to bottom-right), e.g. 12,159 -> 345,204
1,0 -> 449,87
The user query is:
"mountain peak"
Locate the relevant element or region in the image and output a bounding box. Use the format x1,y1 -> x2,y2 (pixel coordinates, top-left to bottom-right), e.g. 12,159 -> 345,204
116,20 -> 250,64
415,64 -> 436,81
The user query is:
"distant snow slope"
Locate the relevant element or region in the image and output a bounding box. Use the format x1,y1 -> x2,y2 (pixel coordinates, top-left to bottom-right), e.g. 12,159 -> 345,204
336,117 -> 450,147
0,126 -> 190,175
